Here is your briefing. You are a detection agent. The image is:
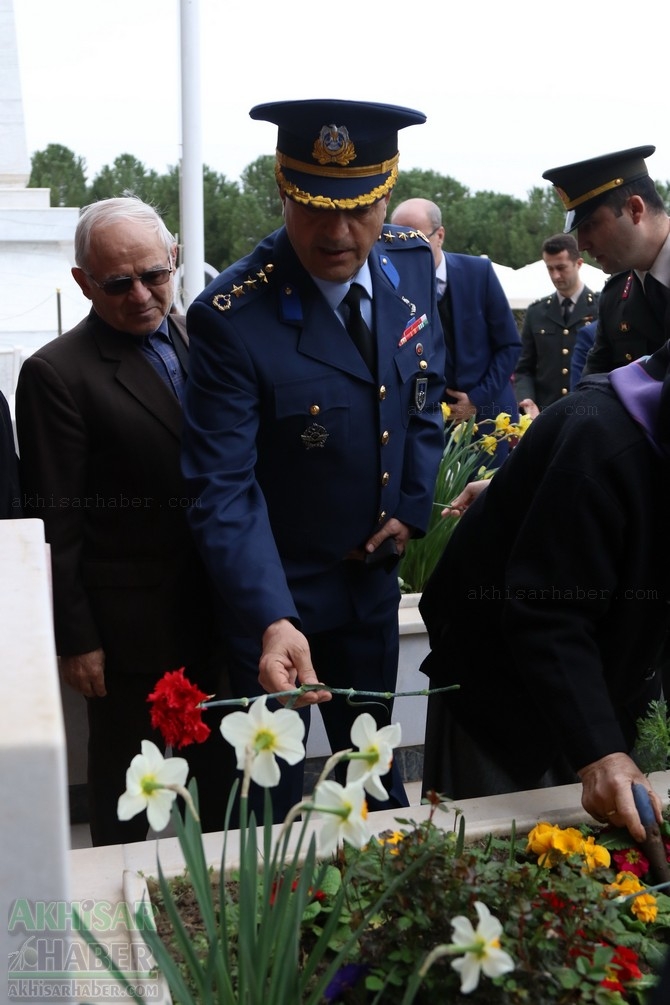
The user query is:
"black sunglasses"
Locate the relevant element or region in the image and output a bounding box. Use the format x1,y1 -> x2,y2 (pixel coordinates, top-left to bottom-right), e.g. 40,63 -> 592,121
86,265 -> 173,297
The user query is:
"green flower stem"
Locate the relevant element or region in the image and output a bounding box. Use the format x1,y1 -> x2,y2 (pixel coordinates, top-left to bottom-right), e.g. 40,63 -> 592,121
201,683 -> 459,710
164,782 -> 200,822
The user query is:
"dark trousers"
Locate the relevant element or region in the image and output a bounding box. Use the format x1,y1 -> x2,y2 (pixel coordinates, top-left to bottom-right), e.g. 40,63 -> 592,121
225,594 -> 408,824
86,662 -> 235,847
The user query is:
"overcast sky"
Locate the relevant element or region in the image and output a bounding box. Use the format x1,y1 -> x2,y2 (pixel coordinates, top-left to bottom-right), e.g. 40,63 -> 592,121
13,0 -> 670,202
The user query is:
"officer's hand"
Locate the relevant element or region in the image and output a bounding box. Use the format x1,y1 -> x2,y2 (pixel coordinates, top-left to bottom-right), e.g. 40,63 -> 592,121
441,479 -> 490,517
578,752 -> 663,843
259,619 -> 332,708
518,398 -> 540,419
445,389 -> 477,423
59,649 -> 106,698
364,517 -> 411,557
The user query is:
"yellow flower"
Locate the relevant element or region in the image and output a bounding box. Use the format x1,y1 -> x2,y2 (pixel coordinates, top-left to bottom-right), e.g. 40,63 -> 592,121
581,835 -> 611,872
478,434 -> 498,455
441,402 -> 452,423
610,871 -> 644,895
551,827 -> 585,858
526,822 -> 561,866
493,412 -> 511,432
631,893 -> 658,923
377,830 -> 405,855
451,421 -> 467,444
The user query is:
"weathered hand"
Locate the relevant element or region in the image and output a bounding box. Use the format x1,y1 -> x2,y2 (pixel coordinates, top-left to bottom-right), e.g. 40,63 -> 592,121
578,751 -> 663,843
59,648 -> 106,698
258,619 -> 332,708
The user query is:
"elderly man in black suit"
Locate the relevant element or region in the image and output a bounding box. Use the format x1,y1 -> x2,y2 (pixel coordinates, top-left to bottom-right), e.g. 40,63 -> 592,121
16,196 -> 233,846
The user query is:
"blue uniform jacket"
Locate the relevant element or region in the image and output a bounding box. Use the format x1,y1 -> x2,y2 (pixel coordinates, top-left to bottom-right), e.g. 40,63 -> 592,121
183,225 -> 446,638
443,253 -> 521,421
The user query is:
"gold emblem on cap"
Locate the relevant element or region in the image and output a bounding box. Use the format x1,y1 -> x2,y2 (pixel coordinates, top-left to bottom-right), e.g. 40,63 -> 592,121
312,124 -> 356,166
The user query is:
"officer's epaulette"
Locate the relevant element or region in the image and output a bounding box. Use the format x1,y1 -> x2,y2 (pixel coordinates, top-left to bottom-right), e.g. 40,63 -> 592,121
528,296 -> 548,307
601,269 -> 632,294
379,226 -> 431,246
210,262 -> 276,314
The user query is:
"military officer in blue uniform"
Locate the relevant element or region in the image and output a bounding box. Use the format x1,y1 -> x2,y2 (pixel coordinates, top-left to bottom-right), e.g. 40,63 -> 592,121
182,99 -> 446,819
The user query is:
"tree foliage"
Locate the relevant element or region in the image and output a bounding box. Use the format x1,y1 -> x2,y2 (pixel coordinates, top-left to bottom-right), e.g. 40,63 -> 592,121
28,143 -> 88,208
27,144 -> 670,272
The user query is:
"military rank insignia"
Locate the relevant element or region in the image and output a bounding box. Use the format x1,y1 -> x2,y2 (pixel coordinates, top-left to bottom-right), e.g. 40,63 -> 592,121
414,377 -> 428,412
301,423 -> 329,449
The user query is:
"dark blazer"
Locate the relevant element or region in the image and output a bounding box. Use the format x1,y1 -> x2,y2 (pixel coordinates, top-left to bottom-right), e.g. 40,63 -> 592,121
514,286 -> 599,409
15,311 -> 217,675
441,253 -> 521,422
183,225 -> 446,638
420,375 -> 670,784
583,270 -> 668,375
1,390 -> 20,518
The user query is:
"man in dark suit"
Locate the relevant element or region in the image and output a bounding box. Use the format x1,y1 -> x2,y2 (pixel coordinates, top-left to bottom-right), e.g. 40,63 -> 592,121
182,100 -> 446,820
16,196 -> 233,846
542,145 -> 670,374
514,233 -> 599,415
390,198 -> 520,463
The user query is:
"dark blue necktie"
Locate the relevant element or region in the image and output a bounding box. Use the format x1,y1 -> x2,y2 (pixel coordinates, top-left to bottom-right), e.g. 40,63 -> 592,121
342,283 -> 375,373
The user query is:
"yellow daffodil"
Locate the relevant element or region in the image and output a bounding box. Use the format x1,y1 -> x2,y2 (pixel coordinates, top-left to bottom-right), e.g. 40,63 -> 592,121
441,402 -> 451,422
494,412 -> 512,432
479,434 -> 498,455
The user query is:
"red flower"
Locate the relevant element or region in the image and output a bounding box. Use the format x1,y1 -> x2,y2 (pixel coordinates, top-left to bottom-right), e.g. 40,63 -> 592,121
147,668 -> 211,748
601,945 -> 642,993
612,846 -> 650,878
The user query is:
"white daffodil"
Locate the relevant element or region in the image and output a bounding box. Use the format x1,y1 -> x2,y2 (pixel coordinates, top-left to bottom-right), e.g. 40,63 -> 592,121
346,713 -> 402,801
117,740 -> 189,833
219,694 -> 305,787
314,779 -> 371,855
450,901 -> 514,994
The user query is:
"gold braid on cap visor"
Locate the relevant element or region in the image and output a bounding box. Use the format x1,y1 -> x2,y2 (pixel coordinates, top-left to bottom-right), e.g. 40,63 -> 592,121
557,176 -> 625,210
275,152 -> 399,209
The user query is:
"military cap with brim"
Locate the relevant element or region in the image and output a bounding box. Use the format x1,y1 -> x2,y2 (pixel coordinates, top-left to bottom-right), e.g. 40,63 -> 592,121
250,99 -> 426,210
542,145 -> 655,232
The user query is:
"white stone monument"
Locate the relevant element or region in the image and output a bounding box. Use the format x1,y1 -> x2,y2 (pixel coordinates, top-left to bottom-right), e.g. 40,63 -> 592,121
0,0 -> 81,395
1,520 -> 72,1004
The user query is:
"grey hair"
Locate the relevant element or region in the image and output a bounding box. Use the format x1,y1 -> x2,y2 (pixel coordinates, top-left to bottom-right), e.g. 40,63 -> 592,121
74,194 -> 175,269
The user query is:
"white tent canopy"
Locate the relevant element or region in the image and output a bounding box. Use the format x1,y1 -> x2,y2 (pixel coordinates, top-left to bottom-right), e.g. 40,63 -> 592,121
488,257 -> 607,310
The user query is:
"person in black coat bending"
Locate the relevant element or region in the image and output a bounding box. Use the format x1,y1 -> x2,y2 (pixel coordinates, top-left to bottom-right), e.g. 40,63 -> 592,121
420,339 -> 670,843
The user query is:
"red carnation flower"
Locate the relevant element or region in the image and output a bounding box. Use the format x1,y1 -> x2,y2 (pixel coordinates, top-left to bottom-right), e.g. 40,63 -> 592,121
148,668 -> 211,748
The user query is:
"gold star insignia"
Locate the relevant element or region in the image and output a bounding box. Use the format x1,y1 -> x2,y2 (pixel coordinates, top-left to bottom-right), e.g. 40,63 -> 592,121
244,276 -> 258,290
231,284 -> 245,298
398,231 -> 409,240
382,231 -> 395,242
257,269 -> 269,284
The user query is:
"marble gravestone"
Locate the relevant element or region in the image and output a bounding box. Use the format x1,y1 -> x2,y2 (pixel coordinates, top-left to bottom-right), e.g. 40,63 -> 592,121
1,519 -> 72,1004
